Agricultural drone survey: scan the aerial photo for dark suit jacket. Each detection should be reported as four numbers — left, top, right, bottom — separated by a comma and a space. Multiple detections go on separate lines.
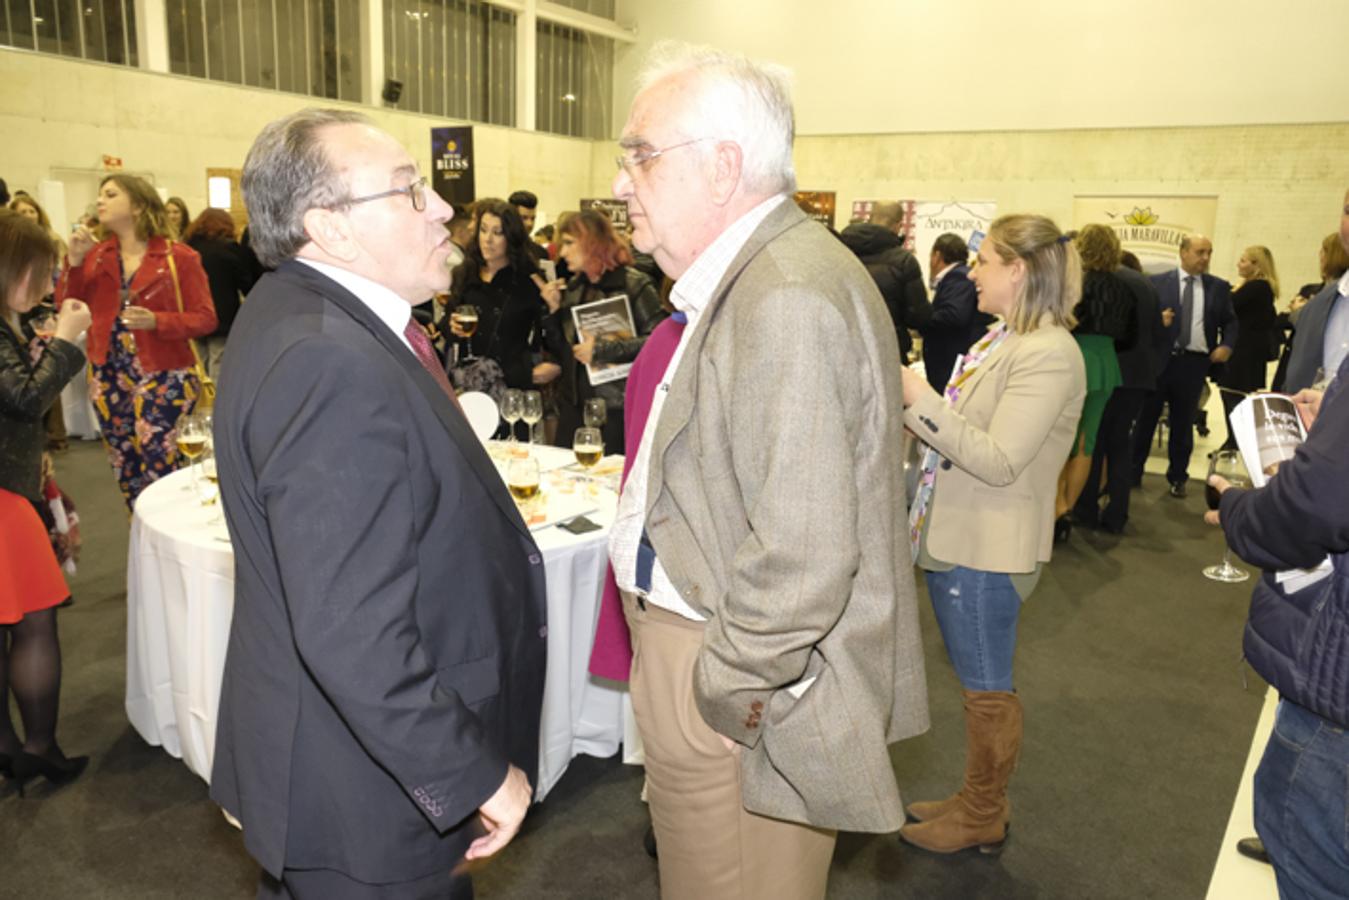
210, 261, 548, 883
1150, 268, 1237, 357
1284, 281, 1342, 392
1113, 266, 1164, 389
919, 264, 988, 391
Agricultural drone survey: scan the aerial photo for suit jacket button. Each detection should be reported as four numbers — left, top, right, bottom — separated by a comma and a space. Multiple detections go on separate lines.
529, 553, 542, 565
941, 460, 952, 470
538, 626, 548, 638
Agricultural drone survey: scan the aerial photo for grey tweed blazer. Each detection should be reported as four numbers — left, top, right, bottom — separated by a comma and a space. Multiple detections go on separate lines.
643, 199, 929, 833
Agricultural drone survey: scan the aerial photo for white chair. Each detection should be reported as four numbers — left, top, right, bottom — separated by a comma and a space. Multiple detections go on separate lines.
457, 391, 499, 443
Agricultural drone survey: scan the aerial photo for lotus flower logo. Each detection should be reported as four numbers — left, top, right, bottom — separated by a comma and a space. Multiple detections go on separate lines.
1123, 207, 1160, 226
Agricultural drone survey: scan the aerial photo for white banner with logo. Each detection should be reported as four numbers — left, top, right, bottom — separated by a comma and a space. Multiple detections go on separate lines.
1073, 195, 1219, 274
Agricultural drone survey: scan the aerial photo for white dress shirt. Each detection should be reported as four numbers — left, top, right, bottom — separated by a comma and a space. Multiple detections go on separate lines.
297, 257, 414, 352
931, 262, 957, 291
609, 194, 787, 622
1179, 268, 1208, 353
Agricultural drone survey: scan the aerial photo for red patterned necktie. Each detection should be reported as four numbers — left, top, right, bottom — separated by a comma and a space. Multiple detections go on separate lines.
403, 318, 464, 414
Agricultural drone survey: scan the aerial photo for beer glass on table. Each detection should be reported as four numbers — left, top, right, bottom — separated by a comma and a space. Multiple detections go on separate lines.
507, 456, 541, 520
1204, 449, 1250, 583
177, 413, 210, 495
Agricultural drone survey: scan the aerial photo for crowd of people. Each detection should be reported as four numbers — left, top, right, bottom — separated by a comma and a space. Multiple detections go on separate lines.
1, 37, 1346, 900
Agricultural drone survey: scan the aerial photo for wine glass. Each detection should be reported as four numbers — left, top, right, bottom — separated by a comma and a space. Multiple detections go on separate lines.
453, 305, 479, 359
506, 456, 541, 520
500, 389, 523, 444
176, 413, 210, 495
573, 427, 603, 471
1204, 449, 1250, 583
521, 391, 543, 447
583, 397, 607, 429
30, 305, 57, 341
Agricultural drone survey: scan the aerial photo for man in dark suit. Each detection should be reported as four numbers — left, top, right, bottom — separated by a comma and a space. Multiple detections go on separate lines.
918, 232, 989, 390
1283, 188, 1349, 393
211, 108, 547, 899
1130, 234, 1237, 497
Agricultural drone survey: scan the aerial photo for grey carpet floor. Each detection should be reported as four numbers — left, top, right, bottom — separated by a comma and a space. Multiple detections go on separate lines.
1, 440, 1266, 900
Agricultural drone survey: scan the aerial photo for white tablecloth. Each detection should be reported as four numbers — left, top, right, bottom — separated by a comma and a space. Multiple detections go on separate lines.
125, 444, 630, 801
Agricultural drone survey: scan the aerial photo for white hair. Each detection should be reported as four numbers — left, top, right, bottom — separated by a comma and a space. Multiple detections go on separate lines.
635, 41, 797, 196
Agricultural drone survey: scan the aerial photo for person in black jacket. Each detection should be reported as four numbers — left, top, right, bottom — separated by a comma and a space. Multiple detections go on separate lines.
183, 208, 260, 380
1208, 358, 1349, 898
1217, 246, 1280, 448
919, 233, 989, 390
1074, 251, 1167, 532
445, 199, 545, 398
0, 210, 92, 794
534, 209, 664, 454
839, 201, 930, 361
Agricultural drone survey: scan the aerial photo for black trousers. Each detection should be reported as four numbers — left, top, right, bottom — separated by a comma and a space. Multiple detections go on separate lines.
258, 867, 472, 900
1131, 352, 1211, 485
1075, 387, 1147, 531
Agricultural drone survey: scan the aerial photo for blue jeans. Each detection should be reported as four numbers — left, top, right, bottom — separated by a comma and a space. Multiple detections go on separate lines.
1254, 700, 1349, 900
924, 567, 1022, 692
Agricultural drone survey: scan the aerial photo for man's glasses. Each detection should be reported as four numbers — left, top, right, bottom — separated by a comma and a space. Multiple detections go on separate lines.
615, 137, 716, 174
340, 176, 428, 212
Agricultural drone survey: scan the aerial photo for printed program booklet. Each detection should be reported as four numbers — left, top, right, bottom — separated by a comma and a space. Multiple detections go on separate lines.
571, 294, 636, 386
1229, 392, 1331, 591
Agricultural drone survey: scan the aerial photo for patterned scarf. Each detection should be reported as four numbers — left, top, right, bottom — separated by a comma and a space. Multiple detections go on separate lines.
908, 323, 1012, 558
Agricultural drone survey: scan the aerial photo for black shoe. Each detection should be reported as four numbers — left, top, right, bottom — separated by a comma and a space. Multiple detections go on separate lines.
1168, 481, 1187, 499
1053, 515, 1072, 543
643, 823, 658, 859
1196, 424, 1210, 438
12, 749, 88, 797
1236, 836, 1270, 865
0, 751, 13, 781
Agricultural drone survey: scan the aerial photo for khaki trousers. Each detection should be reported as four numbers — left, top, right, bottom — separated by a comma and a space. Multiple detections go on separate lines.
623, 593, 836, 900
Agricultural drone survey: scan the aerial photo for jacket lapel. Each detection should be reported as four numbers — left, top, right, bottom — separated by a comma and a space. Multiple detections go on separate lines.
950, 332, 1015, 414
278, 262, 532, 539
645, 200, 808, 515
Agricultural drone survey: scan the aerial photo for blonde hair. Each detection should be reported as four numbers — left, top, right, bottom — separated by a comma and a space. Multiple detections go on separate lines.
1242, 245, 1280, 300
985, 214, 1080, 334
1320, 233, 1348, 280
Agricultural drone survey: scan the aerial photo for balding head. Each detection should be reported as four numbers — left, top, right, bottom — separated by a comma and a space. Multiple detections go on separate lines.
869, 202, 903, 232
1178, 234, 1213, 276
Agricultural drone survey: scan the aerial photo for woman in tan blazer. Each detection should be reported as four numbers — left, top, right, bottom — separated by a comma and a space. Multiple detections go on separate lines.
898, 214, 1086, 855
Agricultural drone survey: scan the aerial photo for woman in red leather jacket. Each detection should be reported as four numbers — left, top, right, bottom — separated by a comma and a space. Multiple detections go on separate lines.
57, 174, 216, 509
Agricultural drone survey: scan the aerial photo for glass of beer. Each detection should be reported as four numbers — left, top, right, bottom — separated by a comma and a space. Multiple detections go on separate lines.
176, 413, 210, 495
573, 427, 603, 470
1203, 449, 1250, 583
452, 305, 479, 359
30, 305, 58, 340
521, 390, 543, 447
507, 456, 541, 519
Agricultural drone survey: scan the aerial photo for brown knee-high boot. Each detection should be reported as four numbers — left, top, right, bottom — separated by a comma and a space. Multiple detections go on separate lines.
899, 689, 1022, 855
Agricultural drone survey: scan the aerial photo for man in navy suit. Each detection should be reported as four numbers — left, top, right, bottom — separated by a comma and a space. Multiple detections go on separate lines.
1130, 234, 1237, 497
211, 108, 547, 899
919, 233, 989, 391
1283, 188, 1349, 393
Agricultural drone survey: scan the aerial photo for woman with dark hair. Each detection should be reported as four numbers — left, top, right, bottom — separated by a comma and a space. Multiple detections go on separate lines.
57, 174, 216, 509
445, 199, 544, 401
1054, 224, 1137, 541
535, 209, 663, 453
164, 196, 191, 240
0, 209, 93, 793
183, 207, 258, 379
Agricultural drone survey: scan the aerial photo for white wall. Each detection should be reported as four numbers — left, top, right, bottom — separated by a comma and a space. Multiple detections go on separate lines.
614, 0, 1349, 136
0, 49, 617, 232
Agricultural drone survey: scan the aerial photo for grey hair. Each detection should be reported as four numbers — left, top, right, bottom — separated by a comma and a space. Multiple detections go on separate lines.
635, 41, 796, 196
242, 107, 373, 268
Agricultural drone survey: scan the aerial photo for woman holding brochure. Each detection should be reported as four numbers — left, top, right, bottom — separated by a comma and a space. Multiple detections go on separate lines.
535, 209, 663, 454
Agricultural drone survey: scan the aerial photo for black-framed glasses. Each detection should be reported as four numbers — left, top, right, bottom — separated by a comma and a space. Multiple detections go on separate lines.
340, 176, 428, 212
615, 137, 716, 174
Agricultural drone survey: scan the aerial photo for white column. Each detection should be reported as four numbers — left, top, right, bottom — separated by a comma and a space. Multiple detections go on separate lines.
361, 0, 385, 106
133, 0, 170, 73
516, 0, 537, 131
